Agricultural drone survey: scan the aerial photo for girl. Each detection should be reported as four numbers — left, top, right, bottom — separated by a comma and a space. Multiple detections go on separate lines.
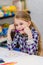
7, 11, 41, 55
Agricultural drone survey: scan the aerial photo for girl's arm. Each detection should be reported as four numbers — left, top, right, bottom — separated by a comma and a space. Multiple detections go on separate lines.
7, 24, 15, 50
33, 31, 39, 44
25, 31, 39, 55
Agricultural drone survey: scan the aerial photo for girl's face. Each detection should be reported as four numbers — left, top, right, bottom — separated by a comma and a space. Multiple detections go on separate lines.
14, 18, 31, 34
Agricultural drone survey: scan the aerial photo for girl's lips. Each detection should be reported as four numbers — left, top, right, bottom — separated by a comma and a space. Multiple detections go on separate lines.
18, 28, 24, 31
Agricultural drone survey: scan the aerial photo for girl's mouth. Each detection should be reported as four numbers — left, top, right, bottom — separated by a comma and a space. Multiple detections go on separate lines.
18, 28, 24, 31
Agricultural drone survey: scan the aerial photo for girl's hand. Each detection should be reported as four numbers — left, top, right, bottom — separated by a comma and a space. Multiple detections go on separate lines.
24, 27, 32, 39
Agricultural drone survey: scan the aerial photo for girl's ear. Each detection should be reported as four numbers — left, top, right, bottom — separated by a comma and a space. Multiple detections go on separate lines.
28, 21, 31, 27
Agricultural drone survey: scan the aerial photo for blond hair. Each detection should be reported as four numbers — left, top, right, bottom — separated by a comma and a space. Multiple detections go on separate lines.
14, 11, 42, 55
15, 11, 31, 21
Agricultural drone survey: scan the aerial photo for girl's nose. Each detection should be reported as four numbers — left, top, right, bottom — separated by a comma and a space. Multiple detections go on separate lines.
18, 25, 21, 28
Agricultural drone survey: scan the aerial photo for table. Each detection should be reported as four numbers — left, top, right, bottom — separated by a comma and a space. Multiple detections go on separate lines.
0, 47, 43, 65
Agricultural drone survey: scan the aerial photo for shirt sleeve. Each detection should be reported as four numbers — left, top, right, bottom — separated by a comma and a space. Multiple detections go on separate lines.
25, 31, 39, 55
7, 24, 15, 50
7, 29, 20, 50
33, 31, 39, 44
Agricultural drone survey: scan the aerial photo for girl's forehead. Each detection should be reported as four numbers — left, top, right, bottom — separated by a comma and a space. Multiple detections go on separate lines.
14, 18, 27, 24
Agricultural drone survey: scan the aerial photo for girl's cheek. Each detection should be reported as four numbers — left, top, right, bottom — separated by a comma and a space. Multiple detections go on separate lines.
15, 26, 18, 30
23, 25, 27, 28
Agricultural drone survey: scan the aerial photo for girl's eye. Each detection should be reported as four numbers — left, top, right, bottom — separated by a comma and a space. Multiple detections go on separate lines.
20, 23, 23, 25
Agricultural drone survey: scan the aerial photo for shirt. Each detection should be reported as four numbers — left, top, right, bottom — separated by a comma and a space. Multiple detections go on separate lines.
7, 27, 39, 55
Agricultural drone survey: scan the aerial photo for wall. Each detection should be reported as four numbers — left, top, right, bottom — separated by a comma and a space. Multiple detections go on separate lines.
0, 0, 12, 6
26, 0, 43, 48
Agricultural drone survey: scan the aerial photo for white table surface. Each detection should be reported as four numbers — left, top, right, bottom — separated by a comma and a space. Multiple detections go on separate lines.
0, 47, 43, 65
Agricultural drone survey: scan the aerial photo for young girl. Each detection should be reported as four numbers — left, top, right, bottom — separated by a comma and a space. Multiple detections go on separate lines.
7, 11, 41, 55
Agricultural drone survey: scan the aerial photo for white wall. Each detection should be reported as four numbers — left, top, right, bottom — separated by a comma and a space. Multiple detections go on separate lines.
0, 0, 12, 6
26, 0, 43, 48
